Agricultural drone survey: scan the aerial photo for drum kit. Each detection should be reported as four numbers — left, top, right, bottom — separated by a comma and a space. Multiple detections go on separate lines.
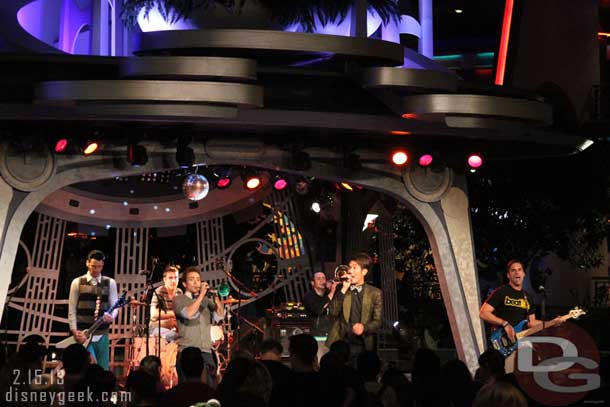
126, 297, 240, 387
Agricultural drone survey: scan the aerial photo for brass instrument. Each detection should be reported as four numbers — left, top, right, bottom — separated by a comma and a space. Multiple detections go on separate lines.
334, 264, 350, 282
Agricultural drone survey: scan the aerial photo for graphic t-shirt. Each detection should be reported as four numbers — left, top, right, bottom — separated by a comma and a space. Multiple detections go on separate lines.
485, 285, 534, 326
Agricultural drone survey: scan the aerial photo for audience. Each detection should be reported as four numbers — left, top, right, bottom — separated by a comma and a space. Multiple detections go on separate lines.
357, 351, 383, 407
440, 359, 478, 407
475, 349, 506, 385
379, 367, 413, 407
473, 380, 527, 407
160, 347, 217, 407
139, 355, 165, 392
258, 339, 296, 407
217, 357, 272, 407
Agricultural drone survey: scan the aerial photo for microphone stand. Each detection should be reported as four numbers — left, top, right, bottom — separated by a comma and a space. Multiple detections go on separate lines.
218, 261, 256, 347
540, 286, 547, 331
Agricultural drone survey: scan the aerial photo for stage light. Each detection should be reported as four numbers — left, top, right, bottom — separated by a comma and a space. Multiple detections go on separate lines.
392, 321, 400, 328
83, 141, 99, 156
54, 138, 68, 153
467, 154, 483, 169
391, 150, 408, 166
295, 179, 310, 195
217, 177, 231, 189
176, 135, 194, 168
273, 176, 288, 191
127, 142, 148, 166
389, 130, 412, 136
455, 8, 463, 13
311, 202, 321, 213
418, 154, 433, 167
340, 182, 353, 191
243, 169, 262, 190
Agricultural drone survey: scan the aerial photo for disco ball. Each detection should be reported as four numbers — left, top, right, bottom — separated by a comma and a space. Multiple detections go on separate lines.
183, 173, 209, 201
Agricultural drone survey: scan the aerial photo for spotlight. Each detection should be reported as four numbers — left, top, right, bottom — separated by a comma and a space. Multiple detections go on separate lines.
214, 167, 232, 189
391, 150, 409, 166
176, 135, 194, 168
83, 141, 99, 156
467, 154, 483, 169
127, 143, 148, 166
418, 154, 433, 167
311, 202, 321, 213
340, 182, 353, 191
295, 179, 310, 195
54, 138, 68, 153
243, 170, 262, 190
272, 175, 288, 191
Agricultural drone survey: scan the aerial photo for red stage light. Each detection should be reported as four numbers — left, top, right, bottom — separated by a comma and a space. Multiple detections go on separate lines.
340, 182, 353, 191
245, 176, 261, 190
391, 151, 408, 166
389, 130, 412, 136
217, 178, 231, 189
419, 154, 433, 167
55, 139, 68, 153
273, 178, 288, 191
467, 154, 483, 168
83, 142, 99, 156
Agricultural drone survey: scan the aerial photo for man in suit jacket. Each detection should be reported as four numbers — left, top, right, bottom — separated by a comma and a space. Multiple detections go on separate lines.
326, 252, 382, 358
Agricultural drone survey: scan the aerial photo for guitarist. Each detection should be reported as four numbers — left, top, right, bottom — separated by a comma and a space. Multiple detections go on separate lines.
479, 259, 560, 372
67, 250, 118, 371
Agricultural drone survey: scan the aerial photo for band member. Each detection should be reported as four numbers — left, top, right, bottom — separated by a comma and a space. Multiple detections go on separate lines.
173, 266, 225, 387
326, 253, 382, 360
479, 260, 543, 342
303, 272, 338, 336
150, 265, 182, 341
68, 250, 118, 370
479, 259, 561, 372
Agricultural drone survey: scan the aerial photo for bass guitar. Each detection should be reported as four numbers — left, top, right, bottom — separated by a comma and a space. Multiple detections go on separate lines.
57, 291, 129, 349
490, 306, 586, 357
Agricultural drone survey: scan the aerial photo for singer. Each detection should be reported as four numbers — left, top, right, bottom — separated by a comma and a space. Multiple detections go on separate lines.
173, 266, 225, 387
326, 252, 382, 363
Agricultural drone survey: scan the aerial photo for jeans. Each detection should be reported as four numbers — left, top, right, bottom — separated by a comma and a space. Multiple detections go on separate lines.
176, 349, 217, 388
87, 334, 110, 370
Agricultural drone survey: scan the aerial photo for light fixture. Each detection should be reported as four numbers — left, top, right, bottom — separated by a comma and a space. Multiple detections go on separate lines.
311, 202, 321, 213
54, 138, 68, 153
295, 179, 310, 195
243, 169, 262, 190
455, 8, 463, 13
391, 150, 409, 166
83, 141, 99, 156
214, 167, 232, 189
340, 182, 353, 191
183, 173, 210, 201
272, 175, 288, 191
176, 135, 194, 168
418, 154, 433, 167
467, 154, 483, 169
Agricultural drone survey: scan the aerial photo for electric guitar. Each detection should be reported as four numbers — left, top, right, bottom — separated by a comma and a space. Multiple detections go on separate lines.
57, 291, 129, 349
490, 306, 586, 357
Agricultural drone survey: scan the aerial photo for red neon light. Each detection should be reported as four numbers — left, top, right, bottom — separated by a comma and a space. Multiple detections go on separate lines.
495, 0, 515, 85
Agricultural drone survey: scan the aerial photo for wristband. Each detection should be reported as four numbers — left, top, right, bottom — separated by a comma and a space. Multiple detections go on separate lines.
502, 321, 509, 328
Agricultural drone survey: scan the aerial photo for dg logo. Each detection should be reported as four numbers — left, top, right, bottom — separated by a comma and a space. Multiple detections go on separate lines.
515, 321, 600, 406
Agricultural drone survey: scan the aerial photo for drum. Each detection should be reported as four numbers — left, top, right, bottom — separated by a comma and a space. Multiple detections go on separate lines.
130, 337, 178, 389
210, 325, 224, 350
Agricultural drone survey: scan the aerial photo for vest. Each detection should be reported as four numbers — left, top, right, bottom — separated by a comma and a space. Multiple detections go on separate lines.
76, 276, 110, 334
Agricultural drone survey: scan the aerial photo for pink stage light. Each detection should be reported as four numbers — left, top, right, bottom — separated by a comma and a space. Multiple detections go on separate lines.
419, 154, 433, 167
467, 154, 483, 168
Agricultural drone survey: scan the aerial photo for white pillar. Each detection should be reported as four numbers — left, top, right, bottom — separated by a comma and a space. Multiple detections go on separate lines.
419, 0, 434, 57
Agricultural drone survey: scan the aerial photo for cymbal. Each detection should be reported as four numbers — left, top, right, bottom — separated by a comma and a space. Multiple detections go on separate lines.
129, 299, 147, 306
222, 298, 240, 305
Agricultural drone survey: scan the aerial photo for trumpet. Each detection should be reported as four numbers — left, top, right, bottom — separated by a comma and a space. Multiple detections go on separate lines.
334, 265, 350, 282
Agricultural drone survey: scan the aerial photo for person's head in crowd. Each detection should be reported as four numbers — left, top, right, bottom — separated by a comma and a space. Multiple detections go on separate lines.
329, 340, 351, 365
180, 346, 205, 382
357, 351, 382, 382
412, 348, 441, 380
473, 380, 527, 407
442, 359, 474, 387
163, 265, 180, 290
139, 355, 162, 380
73, 364, 116, 406
476, 349, 506, 384
62, 343, 91, 376
239, 360, 273, 405
231, 349, 255, 360
259, 339, 283, 362
126, 369, 158, 404
289, 334, 318, 372
311, 272, 328, 293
